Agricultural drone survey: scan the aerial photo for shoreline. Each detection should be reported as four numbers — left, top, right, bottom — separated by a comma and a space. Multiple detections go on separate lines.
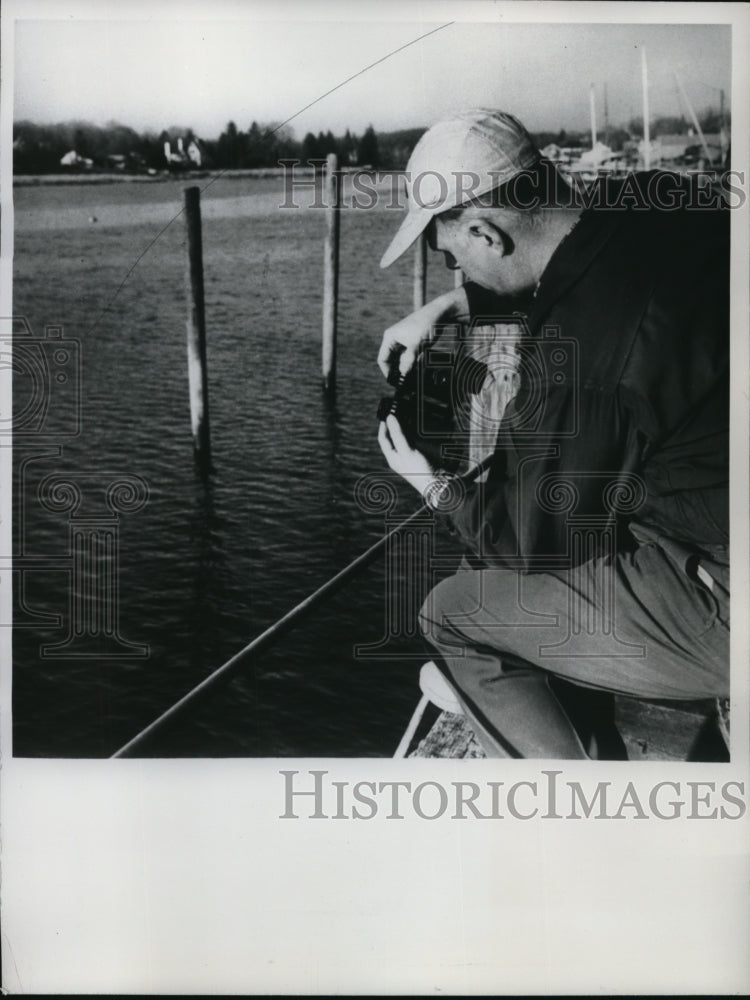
13, 165, 369, 187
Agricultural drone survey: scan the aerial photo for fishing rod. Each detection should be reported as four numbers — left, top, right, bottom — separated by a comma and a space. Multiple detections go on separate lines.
110, 458, 490, 758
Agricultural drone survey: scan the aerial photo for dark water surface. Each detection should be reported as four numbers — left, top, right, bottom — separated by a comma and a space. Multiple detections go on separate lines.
12, 176, 462, 757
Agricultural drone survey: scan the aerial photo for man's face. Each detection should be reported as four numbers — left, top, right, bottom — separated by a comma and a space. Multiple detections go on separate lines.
428, 210, 537, 297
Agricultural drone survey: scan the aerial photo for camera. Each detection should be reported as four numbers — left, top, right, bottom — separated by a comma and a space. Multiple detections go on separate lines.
378, 318, 581, 472
378, 334, 487, 472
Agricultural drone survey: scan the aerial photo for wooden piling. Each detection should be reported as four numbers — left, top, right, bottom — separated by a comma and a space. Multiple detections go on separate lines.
183, 186, 212, 470
413, 232, 427, 310
322, 153, 341, 394
454, 267, 465, 289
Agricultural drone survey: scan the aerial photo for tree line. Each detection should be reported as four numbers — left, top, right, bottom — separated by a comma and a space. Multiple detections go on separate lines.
13, 119, 394, 174
13, 109, 726, 175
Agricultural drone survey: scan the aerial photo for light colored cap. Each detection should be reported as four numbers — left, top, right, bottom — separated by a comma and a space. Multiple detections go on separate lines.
380, 108, 540, 268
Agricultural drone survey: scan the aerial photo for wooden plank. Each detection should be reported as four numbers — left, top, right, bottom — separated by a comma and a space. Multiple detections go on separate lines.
409, 711, 485, 759
614, 696, 724, 762
407, 698, 728, 761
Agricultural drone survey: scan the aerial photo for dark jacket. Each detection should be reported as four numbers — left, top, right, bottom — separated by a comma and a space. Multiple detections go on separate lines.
451, 173, 729, 576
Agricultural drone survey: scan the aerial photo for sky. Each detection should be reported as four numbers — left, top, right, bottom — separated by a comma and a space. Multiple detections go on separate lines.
12, 3, 733, 140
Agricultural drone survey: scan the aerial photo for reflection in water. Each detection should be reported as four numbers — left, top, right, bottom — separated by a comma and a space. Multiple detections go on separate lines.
187, 473, 228, 674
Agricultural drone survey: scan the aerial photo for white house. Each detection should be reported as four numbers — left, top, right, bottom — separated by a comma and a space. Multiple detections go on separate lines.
60, 150, 93, 169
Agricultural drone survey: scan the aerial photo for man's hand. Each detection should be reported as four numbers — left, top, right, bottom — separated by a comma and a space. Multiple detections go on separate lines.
377, 285, 469, 379
378, 415, 435, 496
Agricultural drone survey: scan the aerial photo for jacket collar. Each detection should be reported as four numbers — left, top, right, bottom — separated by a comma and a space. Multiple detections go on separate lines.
528, 203, 625, 329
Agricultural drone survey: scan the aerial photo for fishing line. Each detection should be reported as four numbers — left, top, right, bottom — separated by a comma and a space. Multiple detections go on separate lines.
110, 456, 488, 758
84, 21, 455, 336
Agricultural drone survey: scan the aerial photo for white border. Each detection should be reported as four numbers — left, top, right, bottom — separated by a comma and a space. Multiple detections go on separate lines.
2, 2, 749, 994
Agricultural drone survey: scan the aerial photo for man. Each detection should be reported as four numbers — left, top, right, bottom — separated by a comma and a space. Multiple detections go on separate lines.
377, 109, 729, 759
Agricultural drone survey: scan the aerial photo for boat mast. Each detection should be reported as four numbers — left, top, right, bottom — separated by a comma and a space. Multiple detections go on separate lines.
674, 71, 715, 167
589, 83, 597, 149
641, 47, 651, 169
604, 82, 610, 147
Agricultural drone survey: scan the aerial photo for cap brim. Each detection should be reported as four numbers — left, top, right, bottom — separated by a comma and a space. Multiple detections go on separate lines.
379, 207, 435, 269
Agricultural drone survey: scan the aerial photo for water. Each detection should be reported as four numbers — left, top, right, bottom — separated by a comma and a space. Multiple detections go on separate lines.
11, 176, 462, 757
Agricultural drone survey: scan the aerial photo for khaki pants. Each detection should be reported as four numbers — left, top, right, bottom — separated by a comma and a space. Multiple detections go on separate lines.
419, 538, 729, 759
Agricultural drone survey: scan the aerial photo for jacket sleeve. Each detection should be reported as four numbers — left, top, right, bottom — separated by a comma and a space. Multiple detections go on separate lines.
447, 386, 638, 567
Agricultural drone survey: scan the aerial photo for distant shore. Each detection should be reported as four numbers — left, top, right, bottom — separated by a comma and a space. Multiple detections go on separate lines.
15, 173, 173, 186
13, 165, 369, 187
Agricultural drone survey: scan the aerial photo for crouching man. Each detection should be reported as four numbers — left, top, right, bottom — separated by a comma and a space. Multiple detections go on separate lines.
377, 109, 729, 759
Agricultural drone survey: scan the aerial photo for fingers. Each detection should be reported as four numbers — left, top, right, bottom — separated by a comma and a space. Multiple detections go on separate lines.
378, 328, 419, 379
377, 419, 393, 455
398, 348, 416, 377
377, 333, 404, 379
378, 416, 408, 457
377, 341, 414, 380
379, 417, 433, 487
385, 414, 408, 450
377, 342, 391, 379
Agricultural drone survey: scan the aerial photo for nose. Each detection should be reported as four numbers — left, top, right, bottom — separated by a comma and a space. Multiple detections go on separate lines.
442, 250, 461, 271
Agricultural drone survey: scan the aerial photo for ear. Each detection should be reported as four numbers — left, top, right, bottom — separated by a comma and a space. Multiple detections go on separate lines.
465, 217, 509, 255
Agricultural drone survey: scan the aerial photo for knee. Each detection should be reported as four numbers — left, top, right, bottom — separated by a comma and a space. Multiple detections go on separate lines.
419, 567, 523, 646
419, 571, 484, 644
419, 576, 455, 642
